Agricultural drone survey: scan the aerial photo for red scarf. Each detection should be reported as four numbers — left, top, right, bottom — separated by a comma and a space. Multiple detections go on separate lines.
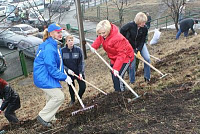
0, 78, 8, 90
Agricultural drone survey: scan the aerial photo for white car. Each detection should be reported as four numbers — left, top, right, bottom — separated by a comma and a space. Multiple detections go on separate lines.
9, 24, 39, 36
0, 5, 6, 16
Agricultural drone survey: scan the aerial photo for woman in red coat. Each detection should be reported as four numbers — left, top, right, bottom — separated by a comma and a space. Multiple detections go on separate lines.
90, 20, 134, 91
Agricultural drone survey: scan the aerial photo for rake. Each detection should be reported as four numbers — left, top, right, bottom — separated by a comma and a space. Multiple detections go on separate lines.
73, 74, 107, 95
150, 54, 161, 61
135, 53, 168, 79
64, 70, 95, 115
87, 44, 140, 100
69, 82, 95, 116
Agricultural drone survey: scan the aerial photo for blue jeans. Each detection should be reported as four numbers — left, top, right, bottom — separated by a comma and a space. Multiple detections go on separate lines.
176, 29, 188, 39
129, 44, 151, 83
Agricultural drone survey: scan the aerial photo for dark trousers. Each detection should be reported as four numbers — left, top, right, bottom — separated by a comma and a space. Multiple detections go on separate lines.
5, 96, 20, 123
111, 62, 130, 91
68, 74, 86, 102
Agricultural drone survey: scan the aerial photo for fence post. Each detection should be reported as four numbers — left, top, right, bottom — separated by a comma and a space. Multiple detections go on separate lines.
166, 16, 167, 29
19, 51, 28, 77
97, 6, 99, 19
157, 19, 158, 28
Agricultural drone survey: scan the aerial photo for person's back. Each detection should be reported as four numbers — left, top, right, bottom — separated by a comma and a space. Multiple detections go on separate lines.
180, 18, 194, 32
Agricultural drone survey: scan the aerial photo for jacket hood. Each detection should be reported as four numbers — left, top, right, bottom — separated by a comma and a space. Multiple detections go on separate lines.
107, 23, 119, 39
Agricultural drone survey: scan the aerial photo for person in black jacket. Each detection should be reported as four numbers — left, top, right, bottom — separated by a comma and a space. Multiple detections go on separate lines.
176, 18, 198, 39
120, 12, 151, 83
0, 78, 20, 124
61, 35, 86, 106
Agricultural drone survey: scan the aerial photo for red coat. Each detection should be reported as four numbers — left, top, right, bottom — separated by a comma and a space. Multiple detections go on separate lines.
92, 23, 134, 71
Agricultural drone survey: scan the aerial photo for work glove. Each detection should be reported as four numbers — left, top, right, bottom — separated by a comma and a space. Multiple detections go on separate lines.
65, 76, 72, 85
112, 69, 119, 77
194, 32, 198, 36
78, 74, 83, 80
68, 69, 74, 76
136, 51, 142, 59
90, 47, 96, 53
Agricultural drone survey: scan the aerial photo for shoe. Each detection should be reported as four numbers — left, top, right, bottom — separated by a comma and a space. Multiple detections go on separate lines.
68, 100, 75, 107
144, 78, 150, 83
37, 116, 52, 128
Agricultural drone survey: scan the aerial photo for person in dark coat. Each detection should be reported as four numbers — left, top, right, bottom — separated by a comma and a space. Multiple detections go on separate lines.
120, 12, 150, 84
0, 78, 20, 124
176, 18, 198, 39
61, 35, 86, 107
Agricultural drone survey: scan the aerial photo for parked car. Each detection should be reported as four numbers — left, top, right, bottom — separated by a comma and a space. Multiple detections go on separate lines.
17, 36, 43, 59
9, 24, 39, 36
48, 0, 70, 12
35, 30, 80, 47
0, 30, 25, 50
0, 52, 7, 74
29, 19, 51, 32
0, 5, 6, 16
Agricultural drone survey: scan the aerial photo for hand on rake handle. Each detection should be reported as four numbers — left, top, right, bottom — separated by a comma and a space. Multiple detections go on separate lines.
78, 74, 83, 80
68, 69, 74, 76
136, 51, 142, 59
112, 69, 119, 77
65, 76, 72, 85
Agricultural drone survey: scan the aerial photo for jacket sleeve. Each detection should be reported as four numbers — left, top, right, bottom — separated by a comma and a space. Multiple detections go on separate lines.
120, 23, 131, 37
78, 48, 85, 74
137, 28, 148, 52
61, 48, 70, 73
0, 86, 12, 111
91, 36, 102, 50
112, 39, 128, 71
44, 46, 67, 81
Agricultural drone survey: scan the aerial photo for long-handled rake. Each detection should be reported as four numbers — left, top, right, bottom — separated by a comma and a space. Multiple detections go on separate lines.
135, 53, 168, 79
87, 44, 140, 100
150, 54, 161, 61
69, 82, 95, 116
73, 74, 107, 95
64, 70, 95, 115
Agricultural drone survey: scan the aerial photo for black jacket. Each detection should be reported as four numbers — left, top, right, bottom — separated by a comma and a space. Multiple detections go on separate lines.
61, 45, 85, 76
0, 85, 20, 111
180, 18, 195, 33
120, 21, 148, 52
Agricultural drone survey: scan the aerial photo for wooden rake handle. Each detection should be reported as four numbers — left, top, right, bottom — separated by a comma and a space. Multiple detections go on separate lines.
135, 53, 165, 76
70, 83, 85, 109
64, 70, 85, 109
73, 74, 107, 95
87, 43, 139, 98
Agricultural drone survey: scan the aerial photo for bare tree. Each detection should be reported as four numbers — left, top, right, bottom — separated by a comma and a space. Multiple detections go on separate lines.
112, 0, 124, 27
163, 0, 186, 31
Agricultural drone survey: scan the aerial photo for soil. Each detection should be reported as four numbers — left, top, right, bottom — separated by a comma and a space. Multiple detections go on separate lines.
0, 27, 200, 134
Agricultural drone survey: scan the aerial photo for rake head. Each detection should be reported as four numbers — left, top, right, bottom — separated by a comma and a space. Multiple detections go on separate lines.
127, 95, 141, 103
71, 105, 95, 116
159, 73, 168, 79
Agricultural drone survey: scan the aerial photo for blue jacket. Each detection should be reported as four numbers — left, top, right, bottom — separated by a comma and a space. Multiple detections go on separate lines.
33, 37, 67, 89
61, 45, 85, 75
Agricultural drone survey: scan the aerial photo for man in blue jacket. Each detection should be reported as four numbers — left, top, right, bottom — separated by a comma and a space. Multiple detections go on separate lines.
62, 35, 86, 106
176, 18, 198, 39
33, 23, 72, 128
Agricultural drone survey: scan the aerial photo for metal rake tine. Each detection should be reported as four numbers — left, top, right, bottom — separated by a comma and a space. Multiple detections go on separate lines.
127, 95, 141, 103
159, 73, 168, 79
71, 105, 95, 116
